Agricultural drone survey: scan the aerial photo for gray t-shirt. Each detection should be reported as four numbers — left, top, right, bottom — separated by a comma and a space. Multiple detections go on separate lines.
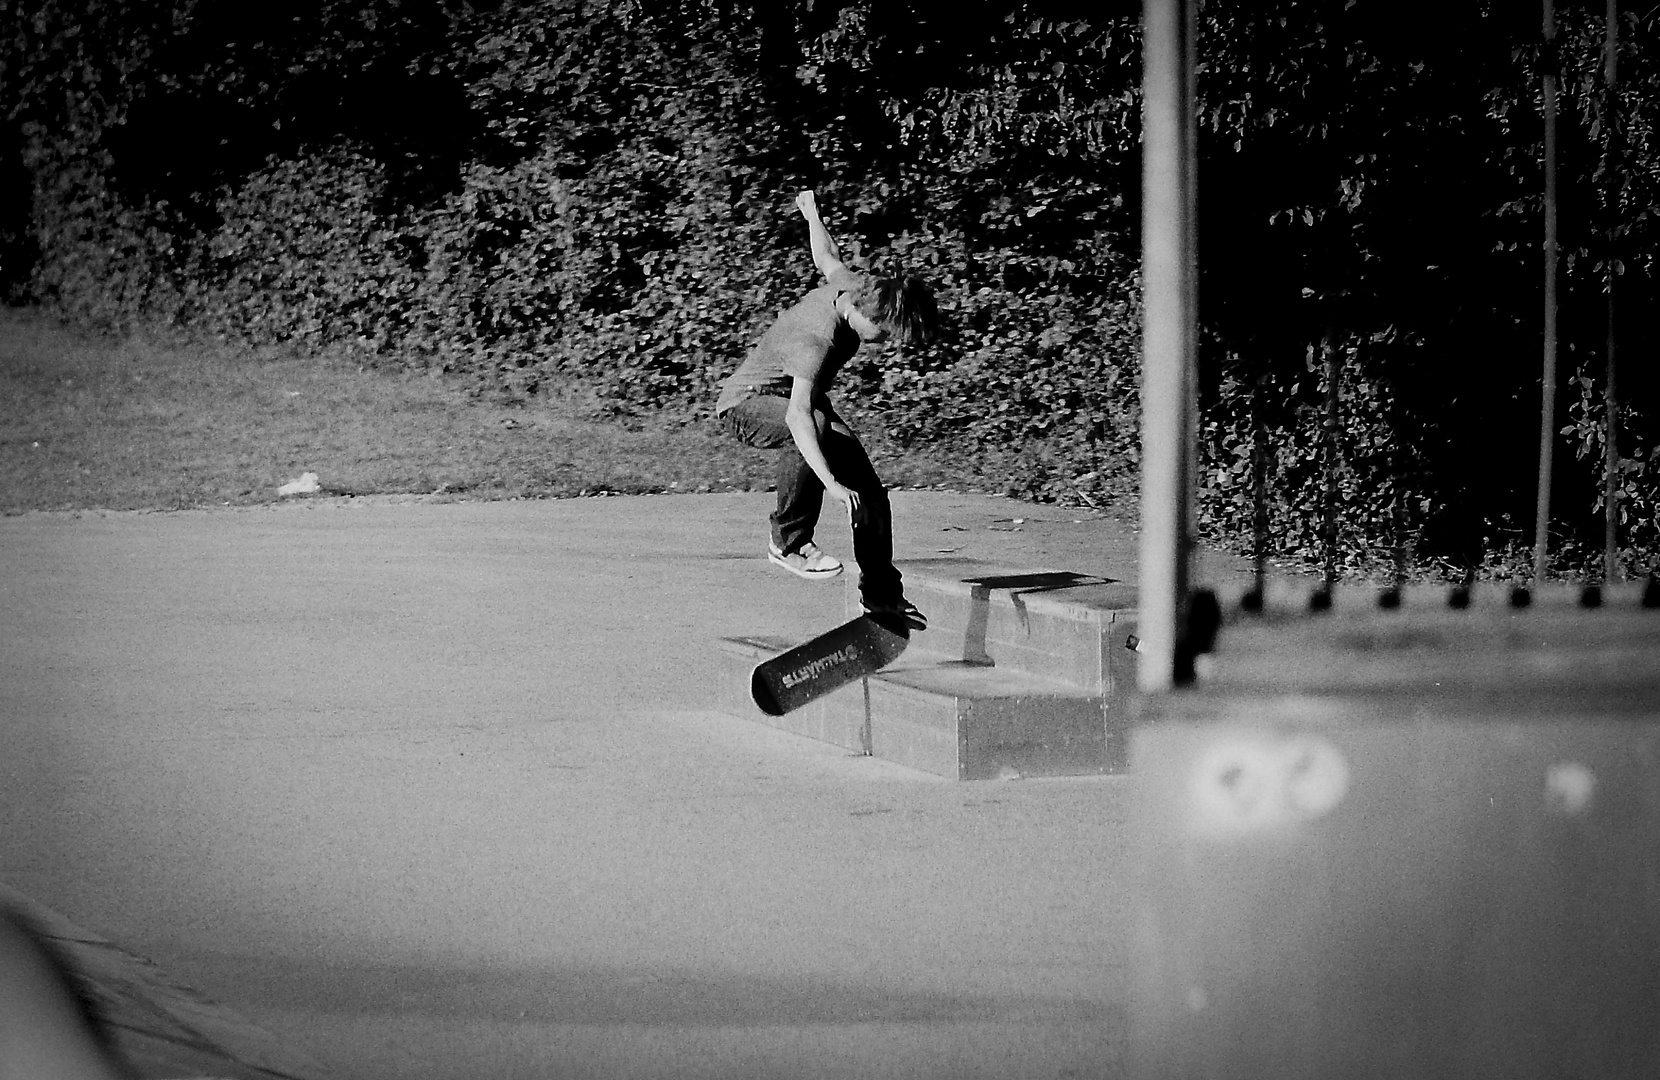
716, 268, 866, 415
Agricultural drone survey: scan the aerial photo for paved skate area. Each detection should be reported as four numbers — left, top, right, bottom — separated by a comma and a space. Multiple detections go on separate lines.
0, 492, 1253, 1080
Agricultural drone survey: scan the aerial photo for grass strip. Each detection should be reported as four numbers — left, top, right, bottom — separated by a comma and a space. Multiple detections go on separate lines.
0, 307, 977, 513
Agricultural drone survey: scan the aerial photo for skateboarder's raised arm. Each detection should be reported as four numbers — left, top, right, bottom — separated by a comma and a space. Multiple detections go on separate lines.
795, 191, 849, 282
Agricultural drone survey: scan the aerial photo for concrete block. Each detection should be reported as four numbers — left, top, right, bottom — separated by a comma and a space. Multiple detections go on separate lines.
713, 637, 1119, 779
869, 663, 1120, 780
854, 557, 1139, 694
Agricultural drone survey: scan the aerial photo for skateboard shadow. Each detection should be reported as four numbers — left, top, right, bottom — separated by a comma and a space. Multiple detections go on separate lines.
959, 571, 1117, 592
898, 558, 1120, 595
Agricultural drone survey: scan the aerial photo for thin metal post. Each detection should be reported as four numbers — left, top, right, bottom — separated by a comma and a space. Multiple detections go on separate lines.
1139, 0, 1199, 692
1535, 0, 1559, 585
1322, 330, 1340, 591
1603, 0, 1621, 583
1252, 372, 1269, 599
1606, 278, 1619, 580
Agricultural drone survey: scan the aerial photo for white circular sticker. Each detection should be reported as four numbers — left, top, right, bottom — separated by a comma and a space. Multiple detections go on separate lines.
1190, 733, 1350, 837
1545, 761, 1595, 816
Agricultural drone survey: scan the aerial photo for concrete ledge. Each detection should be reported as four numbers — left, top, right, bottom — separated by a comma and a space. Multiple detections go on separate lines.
716, 637, 1122, 780
715, 559, 1142, 779
869, 667, 1119, 780
857, 558, 1140, 695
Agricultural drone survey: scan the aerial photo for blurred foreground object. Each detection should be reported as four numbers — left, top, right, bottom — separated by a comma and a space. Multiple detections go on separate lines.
1129, 584, 1660, 1079
0, 905, 133, 1080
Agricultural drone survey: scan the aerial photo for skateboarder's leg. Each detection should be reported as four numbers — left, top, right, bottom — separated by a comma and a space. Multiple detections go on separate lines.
819, 416, 904, 608
722, 395, 825, 554
770, 442, 824, 555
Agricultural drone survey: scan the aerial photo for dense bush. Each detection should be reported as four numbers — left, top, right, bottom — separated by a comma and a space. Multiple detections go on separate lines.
1201, 340, 1417, 575
200, 149, 417, 349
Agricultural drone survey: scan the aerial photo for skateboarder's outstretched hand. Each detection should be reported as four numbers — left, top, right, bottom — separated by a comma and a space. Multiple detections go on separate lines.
827, 481, 866, 526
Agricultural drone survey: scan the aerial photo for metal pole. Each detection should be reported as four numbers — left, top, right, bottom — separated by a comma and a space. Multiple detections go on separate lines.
1606, 270, 1620, 581
1252, 372, 1269, 600
1534, 0, 1559, 585
1322, 330, 1340, 592
1139, 0, 1199, 691
1603, 0, 1621, 583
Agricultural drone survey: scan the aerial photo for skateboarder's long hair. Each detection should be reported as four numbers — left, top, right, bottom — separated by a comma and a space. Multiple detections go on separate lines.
857, 275, 939, 348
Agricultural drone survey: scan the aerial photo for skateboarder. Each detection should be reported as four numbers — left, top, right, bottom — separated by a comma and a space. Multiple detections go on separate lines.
717, 190, 937, 629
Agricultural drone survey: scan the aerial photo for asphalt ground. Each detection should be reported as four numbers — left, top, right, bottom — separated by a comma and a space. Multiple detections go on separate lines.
0, 491, 1254, 1080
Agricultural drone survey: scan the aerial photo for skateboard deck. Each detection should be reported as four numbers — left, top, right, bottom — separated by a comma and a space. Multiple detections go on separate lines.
750, 613, 910, 717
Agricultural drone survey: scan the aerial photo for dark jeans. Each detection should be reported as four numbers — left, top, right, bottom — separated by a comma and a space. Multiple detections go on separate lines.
722, 393, 903, 607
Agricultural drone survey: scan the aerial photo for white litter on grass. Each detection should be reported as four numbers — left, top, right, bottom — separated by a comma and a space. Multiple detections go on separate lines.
278, 472, 320, 496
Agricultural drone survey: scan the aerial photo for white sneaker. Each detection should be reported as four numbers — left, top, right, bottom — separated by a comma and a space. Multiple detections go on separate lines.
768, 540, 844, 580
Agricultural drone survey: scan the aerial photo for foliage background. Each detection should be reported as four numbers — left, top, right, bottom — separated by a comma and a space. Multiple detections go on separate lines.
2, 0, 1656, 577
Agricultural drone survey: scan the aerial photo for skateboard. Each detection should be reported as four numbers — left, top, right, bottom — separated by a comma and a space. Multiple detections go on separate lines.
750, 613, 910, 717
